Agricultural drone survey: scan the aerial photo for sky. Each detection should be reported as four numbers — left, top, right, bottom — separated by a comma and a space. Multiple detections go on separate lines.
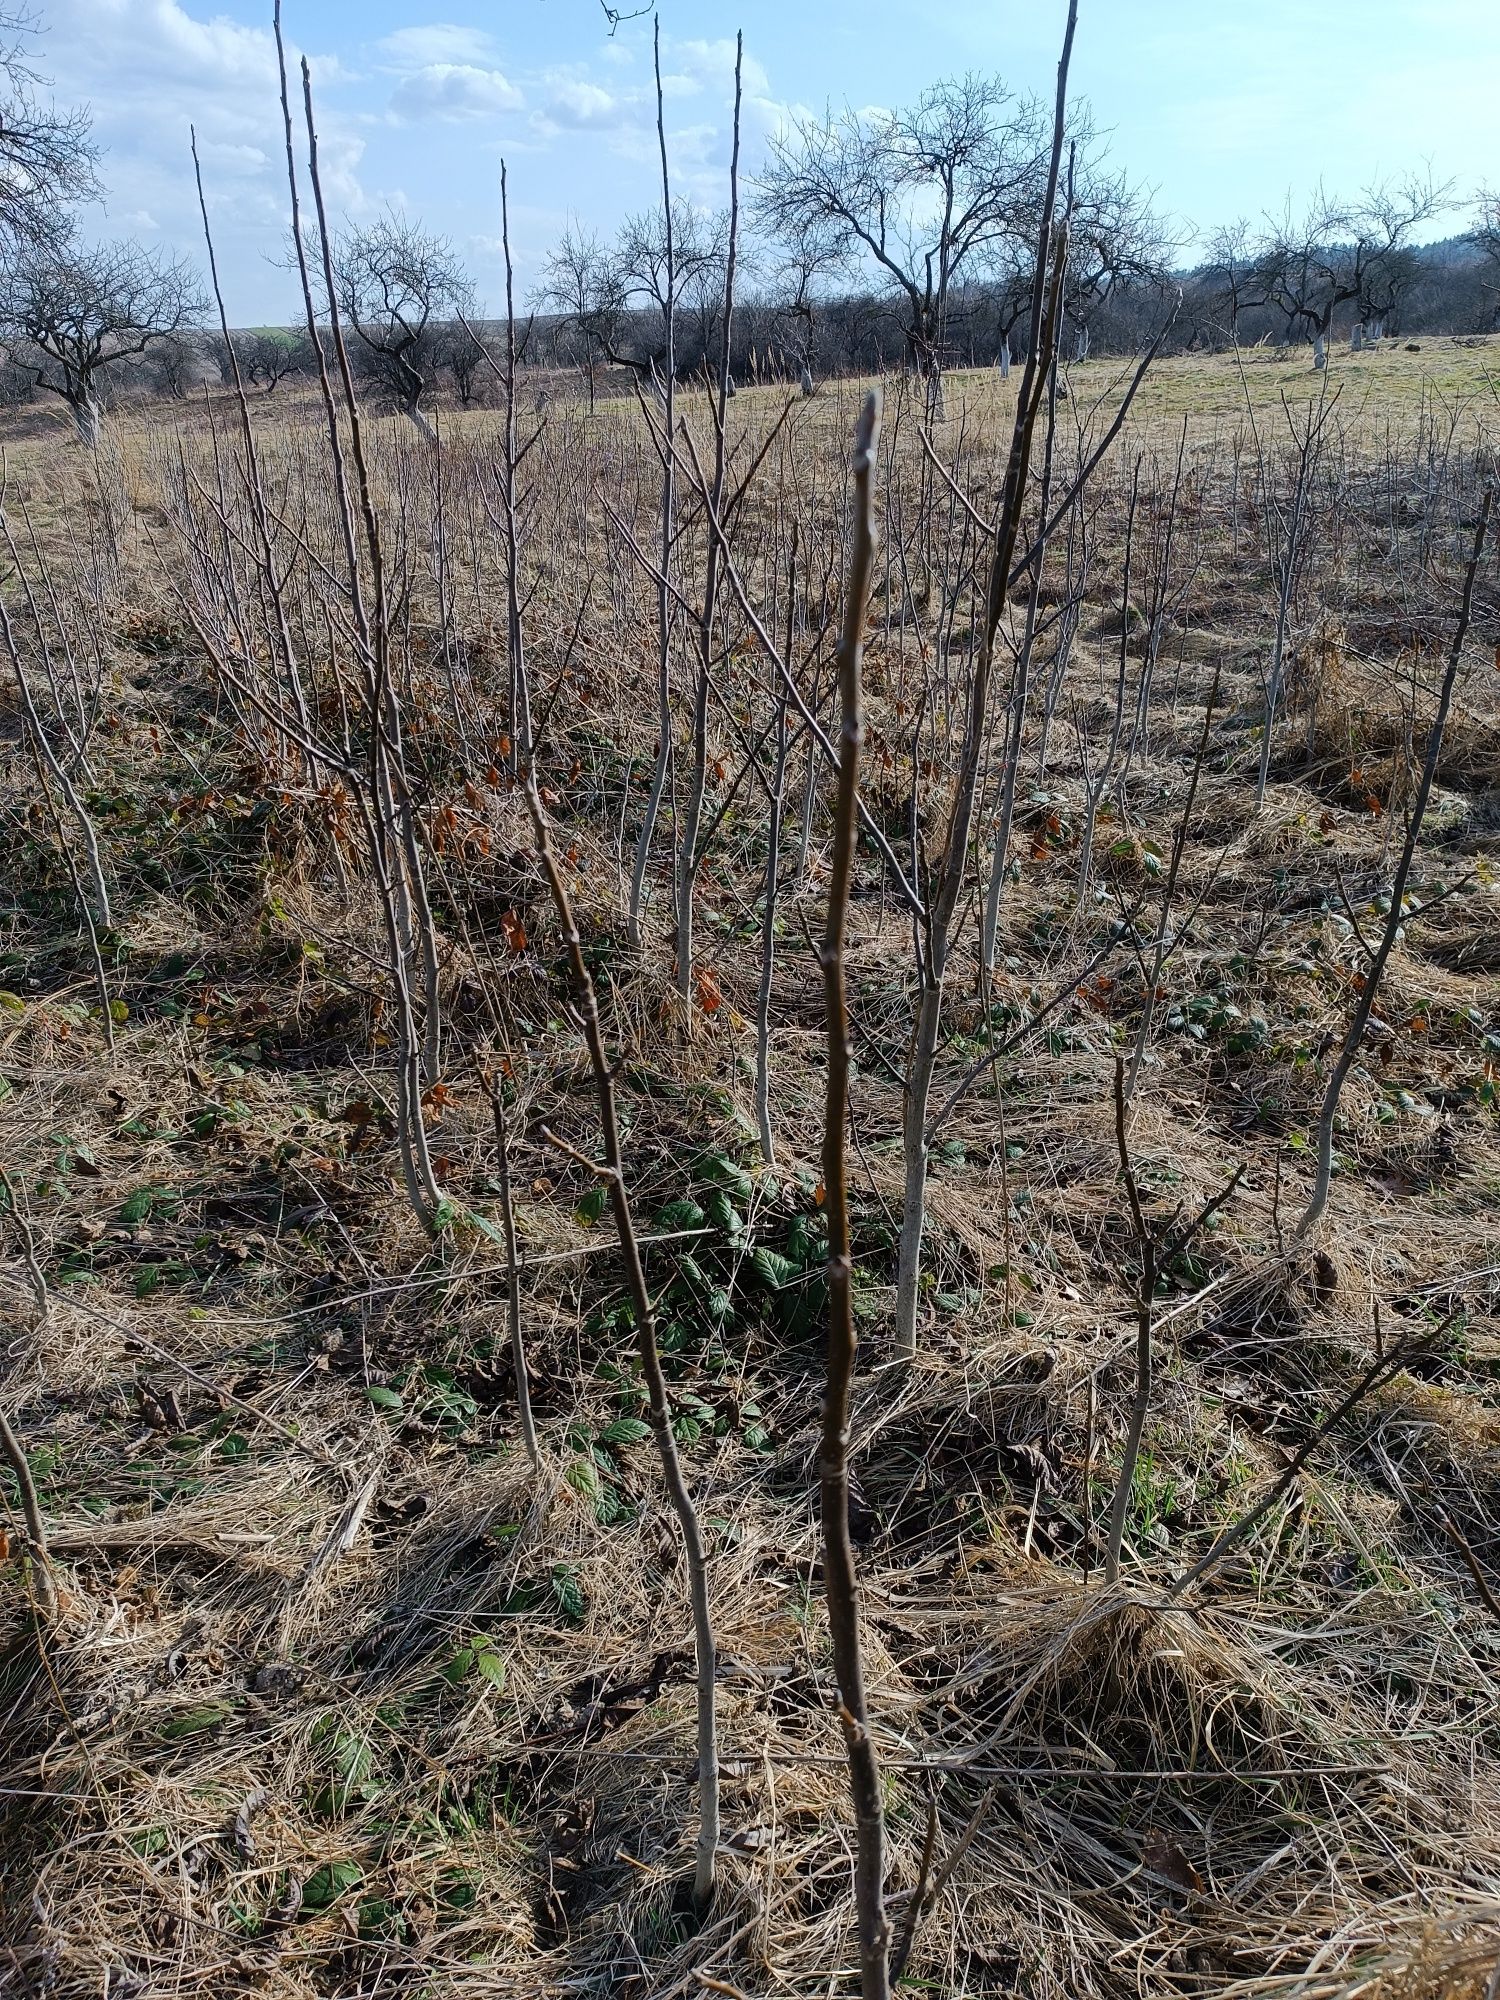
31, 0, 1500, 322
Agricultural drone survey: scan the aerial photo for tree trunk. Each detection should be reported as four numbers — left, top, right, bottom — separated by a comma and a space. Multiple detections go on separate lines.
71, 391, 103, 449
402, 398, 438, 443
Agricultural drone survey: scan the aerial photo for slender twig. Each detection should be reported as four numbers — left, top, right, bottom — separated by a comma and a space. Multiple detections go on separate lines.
522, 767, 720, 1908
887, 1787, 940, 1986
1105, 1057, 1154, 1586
1125, 662, 1222, 1101
0, 1402, 57, 1624
1, 1167, 48, 1322
1437, 1508, 1500, 1625
818, 388, 890, 2000
1171, 1323, 1451, 1598
1294, 486, 1494, 1240
479, 1064, 541, 1471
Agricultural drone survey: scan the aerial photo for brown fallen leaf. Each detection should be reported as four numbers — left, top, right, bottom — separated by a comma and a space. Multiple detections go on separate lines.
1142, 1830, 1203, 1893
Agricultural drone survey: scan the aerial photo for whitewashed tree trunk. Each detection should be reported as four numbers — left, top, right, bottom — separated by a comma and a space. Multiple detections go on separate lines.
1075, 325, 1090, 362
1313, 333, 1327, 370
72, 392, 103, 449
799, 364, 814, 397
404, 401, 438, 443
1350, 324, 1364, 352
998, 341, 1011, 379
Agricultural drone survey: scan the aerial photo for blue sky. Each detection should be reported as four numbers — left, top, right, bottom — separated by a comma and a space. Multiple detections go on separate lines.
38, 0, 1497, 321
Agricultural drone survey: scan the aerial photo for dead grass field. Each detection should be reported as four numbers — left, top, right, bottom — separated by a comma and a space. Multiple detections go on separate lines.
2, 343, 1500, 2000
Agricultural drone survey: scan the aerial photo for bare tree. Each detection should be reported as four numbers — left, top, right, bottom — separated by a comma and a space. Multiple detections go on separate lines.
612, 196, 725, 382
1062, 162, 1172, 355
1200, 218, 1263, 341
0, 235, 206, 444
757, 74, 1050, 419
231, 326, 307, 394
766, 210, 845, 381
0, 6, 98, 253
436, 317, 488, 406
818, 391, 889, 1998
1254, 176, 1450, 364
323, 211, 473, 439
148, 332, 221, 400
535, 223, 626, 412
679, 220, 734, 377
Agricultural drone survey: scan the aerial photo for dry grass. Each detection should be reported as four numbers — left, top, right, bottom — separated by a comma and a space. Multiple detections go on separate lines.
2, 347, 1500, 1999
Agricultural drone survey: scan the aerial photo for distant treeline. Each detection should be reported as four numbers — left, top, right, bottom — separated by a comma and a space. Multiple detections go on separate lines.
2, 234, 1491, 419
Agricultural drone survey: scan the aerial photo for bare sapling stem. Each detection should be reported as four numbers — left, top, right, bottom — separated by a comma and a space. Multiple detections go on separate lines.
499, 160, 533, 769
981, 336, 1064, 971
1124, 663, 1221, 1102
0, 1168, 58, 1624
892, 0, 1077, 1358
755, 525, 797, 1165
1104, 1065, 1245, 1584
189, 125, 317, 776
819, 390, 890, 2000
1293, 486, 1493, 1242
1171, 1317, 1449, 1598
0, 573, 112, 932
627, 19, 679, 950
280, 35, 444, 1227
522, 775, 720, 1907
0, 1404, 57, 1625
756, 708, 790, 1166
480, 1067, 541, 1472
13, 713, 114, 1047
673, 32, 743, 1015
1253, 380, 1340, 810
1075, 459, 1140, 894
1104, 1057, 1155, 1587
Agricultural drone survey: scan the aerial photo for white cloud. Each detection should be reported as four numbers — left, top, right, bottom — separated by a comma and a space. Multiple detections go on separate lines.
389, 62, 524, 122
377, 25, 499, 69
539, 80, 629, 130
195, 140, 271, 178
663, 38, 770, 100
38, 0, 367, 317
26, 0, 780, 315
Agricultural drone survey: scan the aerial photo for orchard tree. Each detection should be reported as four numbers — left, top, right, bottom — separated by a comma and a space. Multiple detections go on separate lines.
436, 318, 489, 406
756, 74, 1051, 417
1200, 219, 1263, 341
611, 197, 725, 382
325, 213, 473, 438
147, 332, 217, 400
1254, 176, 1449, 362
535, 224, 627, 410
1061, 163, 1172, 356
231, 326, 307, 394
0, 236, 206, 444
0, 6, 98, 252
762, 211, 846, 382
